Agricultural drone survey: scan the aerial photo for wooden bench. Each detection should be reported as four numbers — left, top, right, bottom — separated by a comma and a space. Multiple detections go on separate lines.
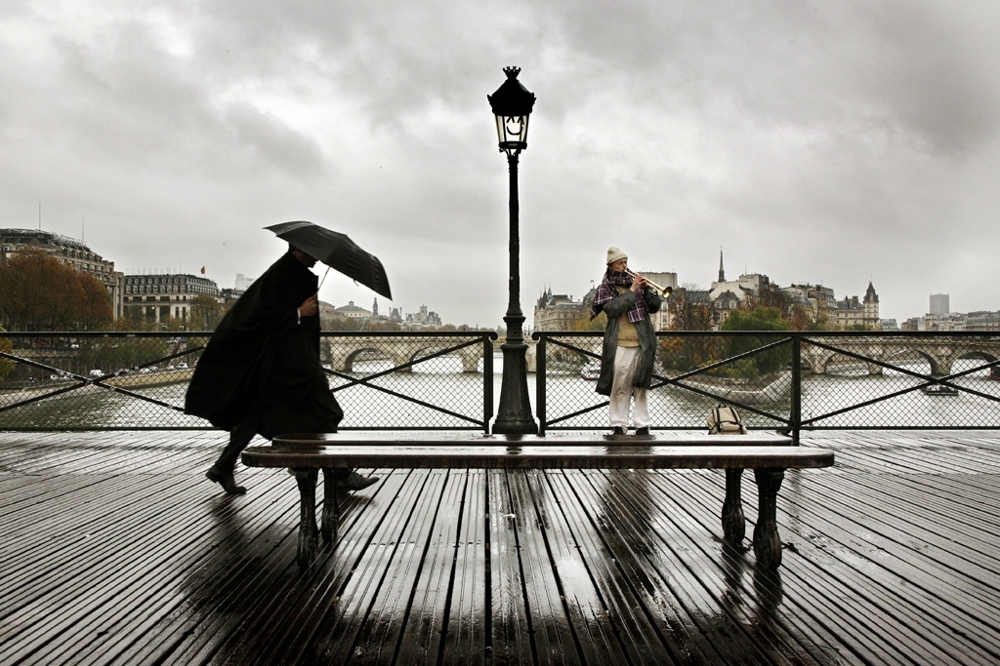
241, 432, 833, 570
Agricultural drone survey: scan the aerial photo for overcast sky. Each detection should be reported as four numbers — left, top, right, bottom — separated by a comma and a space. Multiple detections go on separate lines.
2, 0, 998, 327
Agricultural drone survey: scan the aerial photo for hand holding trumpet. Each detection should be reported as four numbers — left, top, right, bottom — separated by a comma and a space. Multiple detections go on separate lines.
625, 269, 672, 298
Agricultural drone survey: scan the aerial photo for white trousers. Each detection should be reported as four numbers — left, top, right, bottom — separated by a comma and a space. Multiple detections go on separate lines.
609, 346, 649, 429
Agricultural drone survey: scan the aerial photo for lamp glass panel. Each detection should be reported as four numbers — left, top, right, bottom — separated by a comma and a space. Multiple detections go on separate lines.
503, 115, 524, 142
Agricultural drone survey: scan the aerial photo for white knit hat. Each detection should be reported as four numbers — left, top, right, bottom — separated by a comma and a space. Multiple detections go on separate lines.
606, 246, 627, 265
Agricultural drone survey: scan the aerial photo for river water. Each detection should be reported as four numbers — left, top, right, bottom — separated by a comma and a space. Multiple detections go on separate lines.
2, 355, 998, 430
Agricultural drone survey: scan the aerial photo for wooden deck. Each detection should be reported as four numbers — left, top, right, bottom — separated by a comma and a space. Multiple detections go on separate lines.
0, 431, 998, 665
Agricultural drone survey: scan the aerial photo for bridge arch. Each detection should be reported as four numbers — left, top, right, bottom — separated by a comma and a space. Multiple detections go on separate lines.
407, 344, 483, 373
337, 347, 405, 373
883, 348, 944, 376
954, 350, 1000, 379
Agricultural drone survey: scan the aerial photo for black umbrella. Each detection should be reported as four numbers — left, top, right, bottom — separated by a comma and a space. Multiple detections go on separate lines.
265, 220, 392, 299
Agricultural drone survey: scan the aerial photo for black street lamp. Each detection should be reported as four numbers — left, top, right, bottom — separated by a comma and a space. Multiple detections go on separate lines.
488, 66, 538, 435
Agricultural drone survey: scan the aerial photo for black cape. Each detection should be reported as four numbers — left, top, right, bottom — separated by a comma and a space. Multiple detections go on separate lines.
184, 251, 342, 438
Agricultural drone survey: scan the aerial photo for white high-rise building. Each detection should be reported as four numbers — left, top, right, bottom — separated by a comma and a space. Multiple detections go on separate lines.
930, 293, 949, 316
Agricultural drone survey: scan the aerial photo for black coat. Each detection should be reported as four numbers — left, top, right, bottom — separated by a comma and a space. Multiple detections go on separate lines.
184, 251, 342, 438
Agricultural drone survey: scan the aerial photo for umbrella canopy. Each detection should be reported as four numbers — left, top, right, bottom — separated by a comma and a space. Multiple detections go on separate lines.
265, 221, 392, 300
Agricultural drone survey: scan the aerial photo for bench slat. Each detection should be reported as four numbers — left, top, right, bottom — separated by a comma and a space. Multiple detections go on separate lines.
271, 432, 794, 447
242, 444, 833, 470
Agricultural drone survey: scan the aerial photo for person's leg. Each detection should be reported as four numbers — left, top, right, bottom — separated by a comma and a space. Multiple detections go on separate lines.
610, 346, 638, 432
206, 418, 257, 494
215, 419, 257, 472
632, 386, 650, 430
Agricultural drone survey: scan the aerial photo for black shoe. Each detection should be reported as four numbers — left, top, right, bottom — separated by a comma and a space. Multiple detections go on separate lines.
337, 472, 379, 492
611, 427, 627, 436
634, 427, 650, 436
206, 465, 246, 495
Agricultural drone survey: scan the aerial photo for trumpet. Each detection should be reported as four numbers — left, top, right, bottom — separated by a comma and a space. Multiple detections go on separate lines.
625, 269, 673, 297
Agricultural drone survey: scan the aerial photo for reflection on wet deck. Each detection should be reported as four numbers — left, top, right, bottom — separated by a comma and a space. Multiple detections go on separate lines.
1, 431, 998, 665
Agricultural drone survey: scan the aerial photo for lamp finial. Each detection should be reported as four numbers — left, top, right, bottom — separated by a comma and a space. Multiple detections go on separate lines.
503, 66, 521, 79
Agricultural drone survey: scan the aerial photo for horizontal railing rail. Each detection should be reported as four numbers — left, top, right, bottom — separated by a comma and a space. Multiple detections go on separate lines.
534, 330, 1000, 439
0, 331, 497, 432
5, 330, 1000, 435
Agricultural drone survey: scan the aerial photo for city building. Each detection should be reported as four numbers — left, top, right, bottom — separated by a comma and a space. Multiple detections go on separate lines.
966, 311, 1000, 332
782, 284, 837, 324
404, 305, 442, 328
930, 293, 950, 316
0, 228, 124, 319
123, 272, 220, 325
333, 301, 372, 319
828, 282, 880, 330
905, 310, 1000, 332
235, 273, 255, 292
533, 288, 586, 332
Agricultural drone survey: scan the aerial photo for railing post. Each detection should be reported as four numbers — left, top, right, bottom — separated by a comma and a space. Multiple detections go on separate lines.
535, 333, 546, 436
483, 334, 494, 434
790, 333, 801, 445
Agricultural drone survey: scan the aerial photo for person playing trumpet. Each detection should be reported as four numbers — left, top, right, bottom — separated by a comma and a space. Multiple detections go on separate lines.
590, 247, 662, 436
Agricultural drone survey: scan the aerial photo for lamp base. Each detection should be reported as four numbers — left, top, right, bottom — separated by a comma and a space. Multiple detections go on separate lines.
492, 341, 538, 435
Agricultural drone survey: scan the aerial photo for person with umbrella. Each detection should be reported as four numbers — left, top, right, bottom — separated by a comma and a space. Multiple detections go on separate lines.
186, 237, 380, 495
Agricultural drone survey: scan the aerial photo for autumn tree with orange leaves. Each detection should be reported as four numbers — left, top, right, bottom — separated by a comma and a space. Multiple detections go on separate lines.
0, 248, 113, 331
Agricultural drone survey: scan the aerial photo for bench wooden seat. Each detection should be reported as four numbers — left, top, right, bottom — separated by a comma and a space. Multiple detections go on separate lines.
241, 432, 834, 570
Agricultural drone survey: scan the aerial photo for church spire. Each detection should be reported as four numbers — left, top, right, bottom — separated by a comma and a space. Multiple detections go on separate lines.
718, 246, 725, 282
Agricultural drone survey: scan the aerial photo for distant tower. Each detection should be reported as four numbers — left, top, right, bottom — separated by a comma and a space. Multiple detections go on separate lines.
718, 247, 726, 282
372, 298, 379, 317
929, 293, 949, 316
864, 281, 880, 326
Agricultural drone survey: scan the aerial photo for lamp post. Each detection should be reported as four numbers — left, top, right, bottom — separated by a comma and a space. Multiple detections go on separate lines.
488, 66, 538, 435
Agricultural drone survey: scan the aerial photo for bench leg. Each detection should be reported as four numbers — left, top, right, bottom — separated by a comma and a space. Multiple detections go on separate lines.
292, 468, 319, 569
321, 468, 340, 544
753, 468, 785, 568
722, 468, 746, 544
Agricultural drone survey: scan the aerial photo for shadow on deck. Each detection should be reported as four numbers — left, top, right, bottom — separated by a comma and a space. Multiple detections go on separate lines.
1, 431, 998, 665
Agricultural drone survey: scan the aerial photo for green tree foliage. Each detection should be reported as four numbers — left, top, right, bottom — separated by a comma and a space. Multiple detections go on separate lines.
660, 291, 720, 372
189, 294, 223, 331
0, 248, 113, 331
720, 306, 792, 379
574, 312, 606, 331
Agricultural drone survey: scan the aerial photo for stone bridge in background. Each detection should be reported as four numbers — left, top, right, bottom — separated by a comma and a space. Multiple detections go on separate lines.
800, 337, 1000, 377
321, 336, 510, 373
6, 334, 999, 380
533, 333, 1000, 378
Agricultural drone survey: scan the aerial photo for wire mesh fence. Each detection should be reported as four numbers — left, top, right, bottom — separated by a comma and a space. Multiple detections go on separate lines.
4, 330, 1000, 434
534, 331, 1000, 435
0, 331, 495, 431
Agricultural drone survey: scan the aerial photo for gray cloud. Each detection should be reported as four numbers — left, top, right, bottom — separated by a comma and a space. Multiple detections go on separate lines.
1, 0, 998, 326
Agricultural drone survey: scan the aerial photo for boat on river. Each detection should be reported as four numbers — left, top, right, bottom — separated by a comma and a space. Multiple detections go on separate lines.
923, 383, 959, 396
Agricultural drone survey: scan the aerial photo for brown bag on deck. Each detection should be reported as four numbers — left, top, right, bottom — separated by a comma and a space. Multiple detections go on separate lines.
708, 404, 747, 435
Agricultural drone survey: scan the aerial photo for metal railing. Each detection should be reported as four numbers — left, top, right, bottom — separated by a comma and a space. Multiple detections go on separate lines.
4, 330, 1000, 437
534, 330, 1000, 440
0, 331, 496, 432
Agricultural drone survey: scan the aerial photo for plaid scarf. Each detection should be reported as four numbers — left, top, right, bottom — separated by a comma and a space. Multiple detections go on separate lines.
590, 269, 649, 323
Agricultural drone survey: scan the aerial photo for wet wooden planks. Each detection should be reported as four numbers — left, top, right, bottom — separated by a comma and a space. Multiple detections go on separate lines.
0, 431, 999, 665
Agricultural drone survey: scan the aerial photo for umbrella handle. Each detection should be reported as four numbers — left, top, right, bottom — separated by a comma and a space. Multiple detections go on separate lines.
318, 265, 332, 291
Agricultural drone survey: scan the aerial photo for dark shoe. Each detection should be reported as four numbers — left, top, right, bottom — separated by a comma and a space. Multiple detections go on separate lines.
337, 472, 379, 492
611, 427, 627, 436
634, 427, 650, 436
206, 465, 246, 495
